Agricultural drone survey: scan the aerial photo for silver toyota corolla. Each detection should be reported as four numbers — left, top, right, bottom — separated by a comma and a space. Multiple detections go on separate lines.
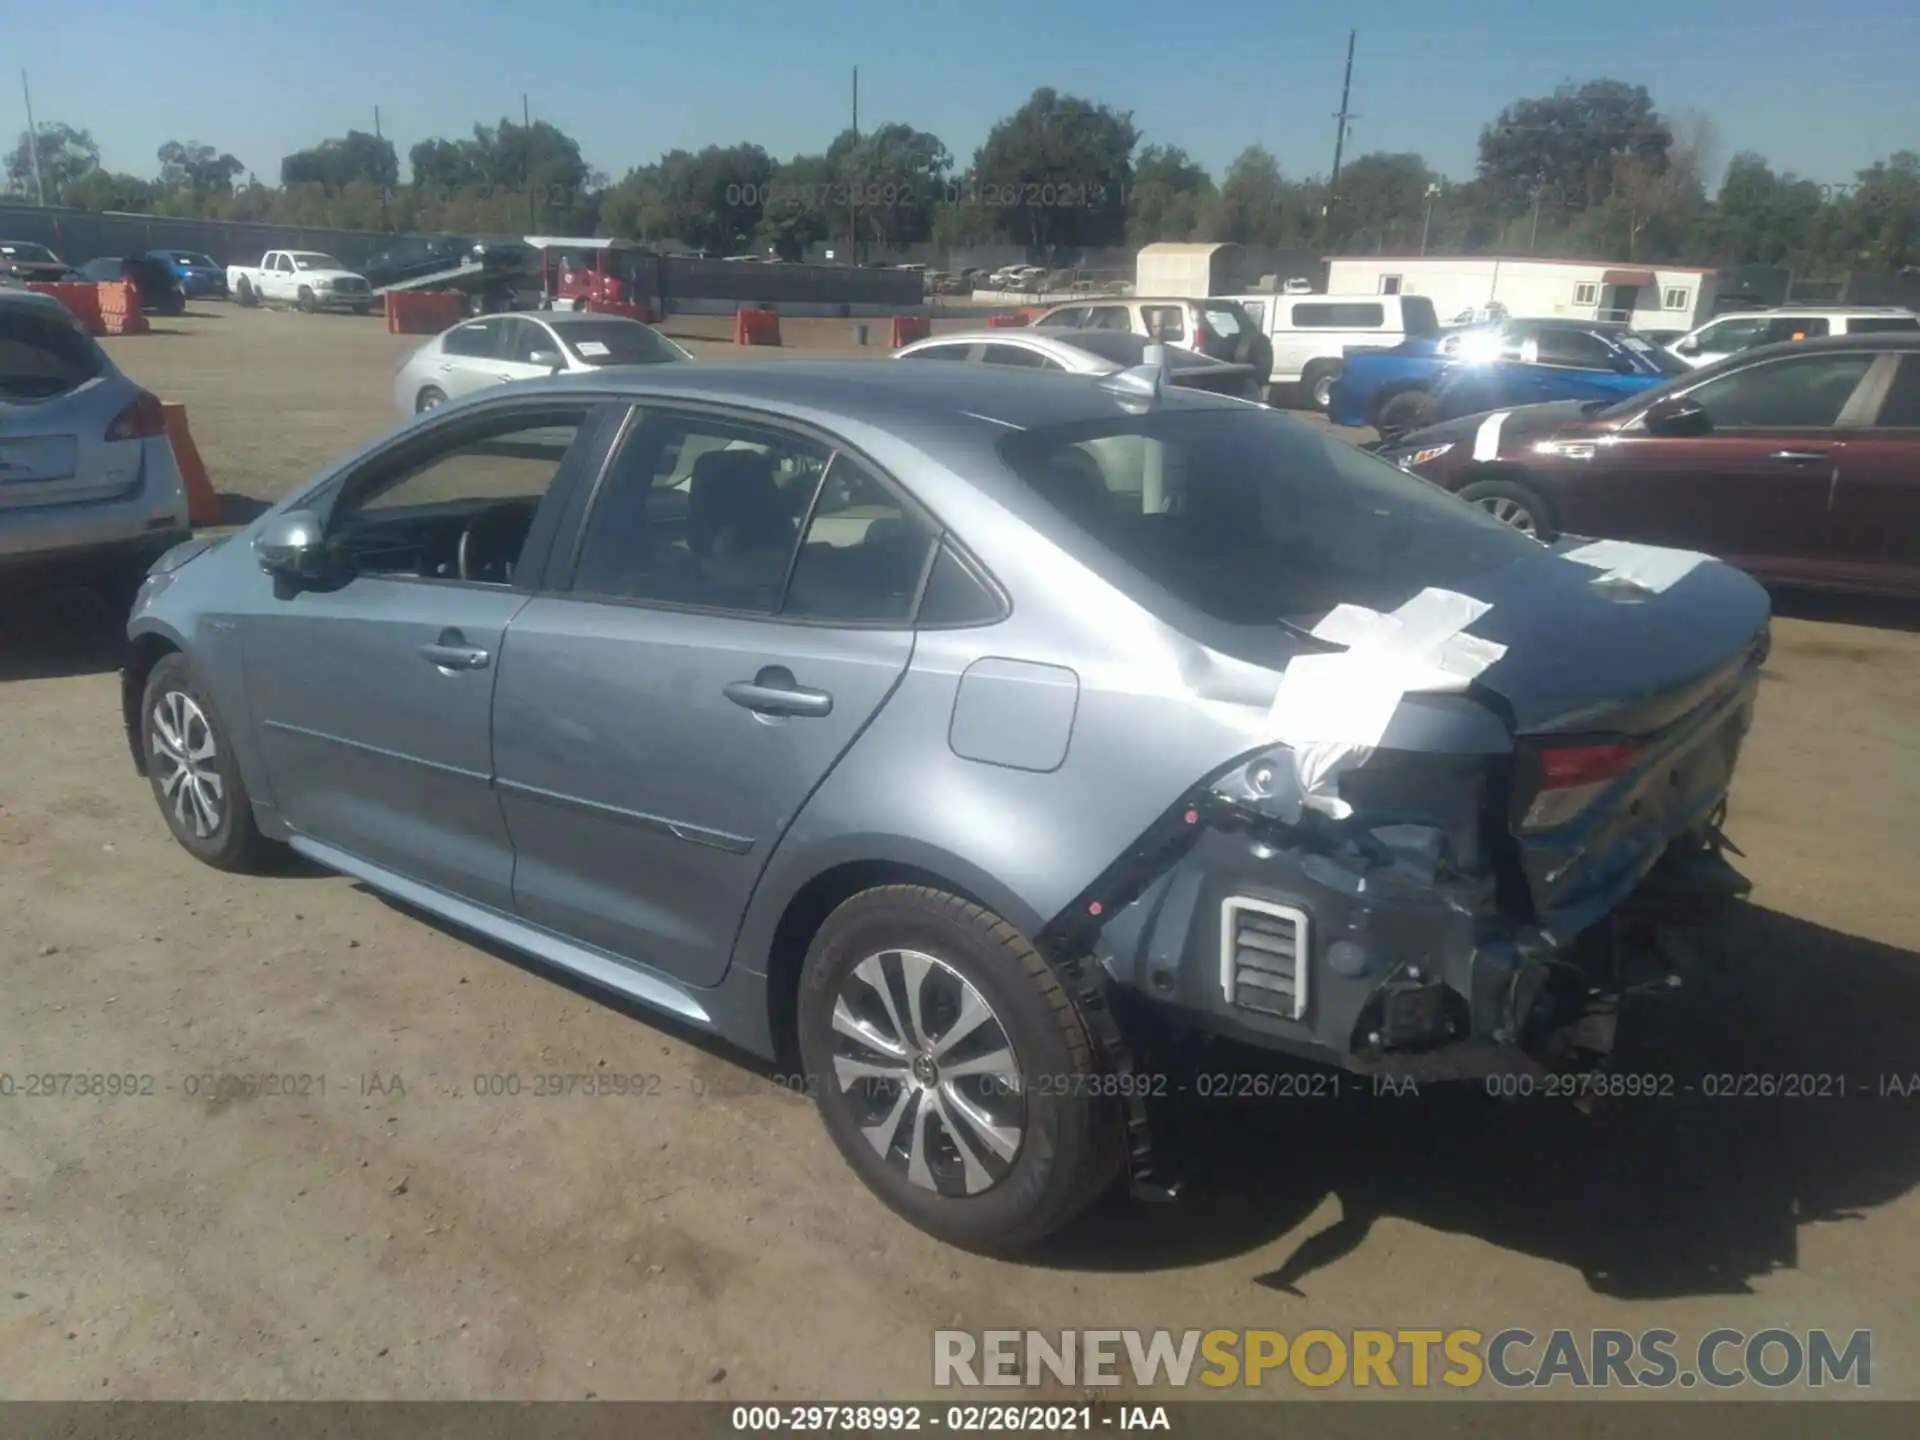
394, 310, 691, 418
123, 357, 1767, 1251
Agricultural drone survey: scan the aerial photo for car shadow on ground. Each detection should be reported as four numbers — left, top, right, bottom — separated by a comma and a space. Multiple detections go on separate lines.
0, 587, 128, 681
1768, 587, 1920, 634
1033, 903, 1920, 1298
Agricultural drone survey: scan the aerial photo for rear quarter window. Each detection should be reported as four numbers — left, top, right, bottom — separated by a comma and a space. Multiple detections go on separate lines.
1288, 302, 1387, 329
0, 304, 107, 399
1845, 317, 1920, 334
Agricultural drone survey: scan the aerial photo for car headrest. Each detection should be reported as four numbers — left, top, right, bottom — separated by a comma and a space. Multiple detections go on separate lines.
687, 449, 779, 557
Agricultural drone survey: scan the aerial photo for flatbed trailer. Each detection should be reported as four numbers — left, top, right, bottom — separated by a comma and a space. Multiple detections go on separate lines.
371, 258, 539, 316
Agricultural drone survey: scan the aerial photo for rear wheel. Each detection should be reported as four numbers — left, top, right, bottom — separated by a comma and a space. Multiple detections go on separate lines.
1300, 359, 1341, 414
797, 885, 1122, 1253
1375, 387, 1437, 440
141, 653, 278, 873
235, 276, 257, 307
1457, 477, 1557, 541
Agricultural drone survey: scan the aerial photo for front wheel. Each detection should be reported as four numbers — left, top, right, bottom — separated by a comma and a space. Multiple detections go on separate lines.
296, 287, 316, 314
415, 385, 447, 413
797, 885, 1123, 1253
140, 653, 279, 872
1456, 477, 1557, 541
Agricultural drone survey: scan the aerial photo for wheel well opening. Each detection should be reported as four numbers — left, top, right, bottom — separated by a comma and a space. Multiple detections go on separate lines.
763, 860, 993, 1067
121, 634, 180, 775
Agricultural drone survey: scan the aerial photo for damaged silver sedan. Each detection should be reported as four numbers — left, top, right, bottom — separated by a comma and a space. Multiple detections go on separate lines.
123, 356, 1765, 1252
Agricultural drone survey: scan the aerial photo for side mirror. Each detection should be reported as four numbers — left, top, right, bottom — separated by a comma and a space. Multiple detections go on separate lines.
1674, 337, 1700, 356
1643, 396, 1712, 438
529, 348, 564, 372
254, 509, 331, 582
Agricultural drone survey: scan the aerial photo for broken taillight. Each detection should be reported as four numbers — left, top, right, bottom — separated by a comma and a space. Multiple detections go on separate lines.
106, 391, 167, 442
1522, 741, 1641, 831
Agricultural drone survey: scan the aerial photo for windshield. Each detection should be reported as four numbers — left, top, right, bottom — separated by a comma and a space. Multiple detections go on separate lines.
2, 243, 58, 264
292, 254, 345, 271
997, 408, 1539, 626
558, 320, 690, 366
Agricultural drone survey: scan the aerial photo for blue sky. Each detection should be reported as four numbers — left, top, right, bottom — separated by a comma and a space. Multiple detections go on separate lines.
12, 0, 1918, 190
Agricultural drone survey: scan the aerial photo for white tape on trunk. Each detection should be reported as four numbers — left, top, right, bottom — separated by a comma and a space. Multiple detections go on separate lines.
1265, 587, 1508, 818
1560, 538, 1710, 594
1472, 410, 1510, 461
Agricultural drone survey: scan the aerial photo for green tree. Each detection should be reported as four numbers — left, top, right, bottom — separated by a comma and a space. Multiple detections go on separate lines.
156, 139, 245, 201
970, 87, 1138, 250
1201, 146, 1287, 246
59, 169, 156, 212
827, 122, 951, 253
4, 122, 101, 200
1327, 151, 1436, 252
281, 130, 399, 192
1125, 145, 1214, 245
602, 145, 773, 251
1477, 79, 1672, 222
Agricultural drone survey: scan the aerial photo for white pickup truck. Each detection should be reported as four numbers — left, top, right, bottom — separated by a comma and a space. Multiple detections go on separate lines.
228, 250, 375, 314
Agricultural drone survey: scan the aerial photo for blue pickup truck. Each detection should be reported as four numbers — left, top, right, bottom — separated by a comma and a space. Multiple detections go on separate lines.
1330, 317, 1690, 437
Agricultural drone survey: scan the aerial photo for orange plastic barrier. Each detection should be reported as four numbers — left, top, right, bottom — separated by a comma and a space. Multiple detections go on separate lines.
161, 403, 220, 528
587, 298, 653, 323
889, 315, 932, 347
98, 282, 149, 336
733, 307, 782, 346
26, 282, 105, 334
385, 290, 465, 335
985, 313, 1028, 328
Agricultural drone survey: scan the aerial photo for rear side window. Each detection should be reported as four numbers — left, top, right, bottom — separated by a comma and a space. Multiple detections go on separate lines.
1846, 316, 1920, 335
1142, 305, 1186, 341
997, 409, 1535, 626
1034, 307, 1088, 329
1288, 302, 1386, 329
1198, 304, 1245, 337
1531, 328, 1617, 368
0, 303, 106, 399
443, 321, 500, 358
1760, 317, 1829, 344
902, 344, 971, 360
1872, 356, 1920, 427
980, 344, 1053, 369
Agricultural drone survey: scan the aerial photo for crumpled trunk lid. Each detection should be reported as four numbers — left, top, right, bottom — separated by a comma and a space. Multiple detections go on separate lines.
1459, 541, 1771, 942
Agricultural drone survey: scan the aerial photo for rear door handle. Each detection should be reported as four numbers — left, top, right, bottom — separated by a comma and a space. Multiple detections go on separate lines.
724, 667, 833, 718
420, 627, 490, 671
1769, 450, 1829, 463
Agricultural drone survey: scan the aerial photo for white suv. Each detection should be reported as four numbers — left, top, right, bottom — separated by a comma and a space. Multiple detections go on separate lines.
1668, 307, 1919, 367
1222, 292, 1442, 413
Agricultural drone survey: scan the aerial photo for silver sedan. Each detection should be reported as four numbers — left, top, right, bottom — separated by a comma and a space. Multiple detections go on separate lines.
893, 327, 1263, 399
393, 310, 691, 418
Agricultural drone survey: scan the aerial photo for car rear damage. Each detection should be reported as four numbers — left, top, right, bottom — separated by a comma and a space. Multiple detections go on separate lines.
1035, 538, 1768, 1180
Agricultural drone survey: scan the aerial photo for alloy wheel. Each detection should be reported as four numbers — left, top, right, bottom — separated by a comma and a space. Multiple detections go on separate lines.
150, 690, 224, 838
829, 949, 1026, 1198
1475, 495, 1539, 536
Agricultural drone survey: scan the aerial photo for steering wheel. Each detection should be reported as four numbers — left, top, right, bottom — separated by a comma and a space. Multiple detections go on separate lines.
456, 502, 531, 584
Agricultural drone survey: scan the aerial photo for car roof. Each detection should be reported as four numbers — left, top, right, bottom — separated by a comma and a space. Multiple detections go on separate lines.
483, 356, 1240, 432
1736, 331, 1920, 356
529, 309, 653, 329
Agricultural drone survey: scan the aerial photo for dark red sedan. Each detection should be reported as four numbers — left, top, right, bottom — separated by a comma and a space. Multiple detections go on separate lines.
1378, 333, 1920, 598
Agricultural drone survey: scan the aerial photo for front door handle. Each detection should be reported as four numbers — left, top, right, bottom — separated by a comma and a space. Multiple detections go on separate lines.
724, 667, 833, 718
420, 627, 490, 671
1769, 450, 1829, 463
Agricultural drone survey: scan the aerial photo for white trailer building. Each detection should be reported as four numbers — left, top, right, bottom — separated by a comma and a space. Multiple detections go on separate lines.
1322, 255, 1720, 333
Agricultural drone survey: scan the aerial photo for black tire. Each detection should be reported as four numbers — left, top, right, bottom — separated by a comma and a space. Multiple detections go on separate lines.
1299, 359, 1342, 414
415, 385, 447, 413
1456, 476, 1558, 541
297, 286, 316, 314
140, 653, 278, 873
797, 885, 1123, 1253
236, 277, 257, 307
1375, 387, 1437, 440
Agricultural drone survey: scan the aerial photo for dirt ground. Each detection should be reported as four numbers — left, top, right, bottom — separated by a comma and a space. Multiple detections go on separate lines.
3, 306, 1919, 1401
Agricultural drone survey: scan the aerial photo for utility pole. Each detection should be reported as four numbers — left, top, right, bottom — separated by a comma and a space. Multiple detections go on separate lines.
20, 70, 45, 206
848, 66, 859, 265
1323, 30, 1356, 241
1528, 173, 1545, 253
374, 104, 390, 231
1420, 181, 1441, 255
524, 93, 537, 232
